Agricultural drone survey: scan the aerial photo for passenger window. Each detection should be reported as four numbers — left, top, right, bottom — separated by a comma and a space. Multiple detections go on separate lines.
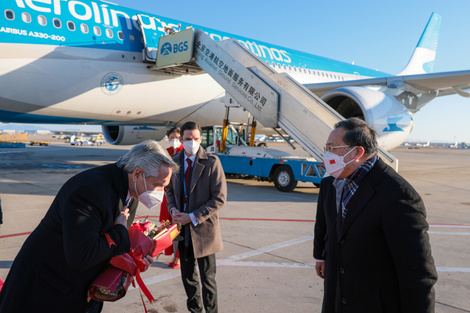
53, 18, 61, 29
129, 34, 136, 42
38, 15, 47, 26
22, 12, 31, 23
80, 23, 89, 34
93, 26, 101, 36
118, 31, 124, 40
67, 21, 75, 31
106, 29, 113, 38
5, 10, 14, 20
288, 65, 292, 71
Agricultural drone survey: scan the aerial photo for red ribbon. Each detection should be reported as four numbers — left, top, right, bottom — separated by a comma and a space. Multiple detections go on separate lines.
102, 233, 116, 248
128, 250, 155, 304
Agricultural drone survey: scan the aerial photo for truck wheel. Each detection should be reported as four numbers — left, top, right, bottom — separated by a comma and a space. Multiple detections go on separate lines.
273, 165, 297, 192
78, 141, 82, 146
257, 142, 267, 148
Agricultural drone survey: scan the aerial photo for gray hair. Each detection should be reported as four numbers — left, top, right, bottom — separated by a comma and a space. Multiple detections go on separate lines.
334, 117, 378, 157
117, 140, 179, 176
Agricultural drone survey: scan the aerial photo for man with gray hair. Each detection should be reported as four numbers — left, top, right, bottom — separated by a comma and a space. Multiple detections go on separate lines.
314, 118, 437, 313
0, 140, 178, 313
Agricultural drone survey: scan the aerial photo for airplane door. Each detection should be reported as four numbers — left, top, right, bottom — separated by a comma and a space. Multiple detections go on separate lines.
136, 14, 161, 62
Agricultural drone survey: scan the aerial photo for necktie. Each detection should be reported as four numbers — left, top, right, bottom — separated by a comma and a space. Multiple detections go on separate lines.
184, 158, 193, 247
185, 158, 192, 193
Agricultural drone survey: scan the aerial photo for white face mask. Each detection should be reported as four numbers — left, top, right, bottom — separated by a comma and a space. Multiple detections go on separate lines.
323, 147, 357, 178
170, 138, 181, 150
183, 140, 200, 155
134, 173, 164, 210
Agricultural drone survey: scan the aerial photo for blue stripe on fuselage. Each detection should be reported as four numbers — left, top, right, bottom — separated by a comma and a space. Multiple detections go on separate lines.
0, 0, 388, 77
0, 109, 106, 124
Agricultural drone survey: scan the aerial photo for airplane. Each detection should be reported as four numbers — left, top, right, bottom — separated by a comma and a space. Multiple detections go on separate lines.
416, 141, 431, 148
404, 140, 431, 149
1, 0, 469, 151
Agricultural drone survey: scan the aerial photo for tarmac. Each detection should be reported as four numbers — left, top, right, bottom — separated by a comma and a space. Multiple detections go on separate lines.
0, 136, 469, 313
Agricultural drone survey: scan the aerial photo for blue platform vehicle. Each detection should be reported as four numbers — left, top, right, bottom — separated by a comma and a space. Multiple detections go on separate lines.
200, 125, 326, 192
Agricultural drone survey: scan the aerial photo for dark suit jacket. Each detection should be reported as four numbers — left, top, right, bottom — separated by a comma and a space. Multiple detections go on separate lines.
314, 158, 437, 313
166, 147, 227, 258
0, 164, 131, 313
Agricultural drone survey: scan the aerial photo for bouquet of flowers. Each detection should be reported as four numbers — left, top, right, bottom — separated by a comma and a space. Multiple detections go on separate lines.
88, 219, 180, 302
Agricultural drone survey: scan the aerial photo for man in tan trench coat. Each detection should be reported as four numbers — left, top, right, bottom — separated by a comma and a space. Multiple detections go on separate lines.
166, 121, 227, 313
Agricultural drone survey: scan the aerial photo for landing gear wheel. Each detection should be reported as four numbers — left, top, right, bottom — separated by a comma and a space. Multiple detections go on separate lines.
273, 165, 297, 192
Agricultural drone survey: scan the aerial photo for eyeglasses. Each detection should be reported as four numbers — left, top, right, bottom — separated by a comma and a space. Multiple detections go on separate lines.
324, 145, 350, 153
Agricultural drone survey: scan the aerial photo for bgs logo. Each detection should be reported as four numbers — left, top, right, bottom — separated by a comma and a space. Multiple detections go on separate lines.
101, 72, 124, 95
161, 42, 172, 55
173, 41, 189, 53
160, 41, 188, 56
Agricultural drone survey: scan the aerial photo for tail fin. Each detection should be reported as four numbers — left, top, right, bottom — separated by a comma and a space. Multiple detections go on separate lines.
398, 12, 442, 76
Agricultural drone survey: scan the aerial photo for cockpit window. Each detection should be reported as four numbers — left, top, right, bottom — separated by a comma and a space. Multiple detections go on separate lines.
5, 10, 14, 20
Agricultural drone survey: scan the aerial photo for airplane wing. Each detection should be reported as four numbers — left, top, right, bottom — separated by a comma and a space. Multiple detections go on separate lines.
305, 69, 470, 97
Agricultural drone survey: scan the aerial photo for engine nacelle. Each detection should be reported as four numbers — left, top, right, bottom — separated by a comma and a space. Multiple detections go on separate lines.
321, 86, 413, 150
102, 125, 168, 145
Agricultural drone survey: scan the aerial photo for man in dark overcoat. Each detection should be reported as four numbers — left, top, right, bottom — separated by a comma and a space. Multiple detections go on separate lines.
314, 118, 437, 313
166, 121, 227, 313
0, 140, 177, 313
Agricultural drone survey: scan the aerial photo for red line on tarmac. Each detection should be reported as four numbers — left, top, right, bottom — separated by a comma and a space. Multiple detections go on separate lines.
2, 220, 469, 240
429, 223, 470, 227
136, 215, 315, 223
0, 232, 32, 239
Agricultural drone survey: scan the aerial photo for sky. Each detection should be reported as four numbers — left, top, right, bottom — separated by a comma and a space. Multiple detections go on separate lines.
8, 0, 470, 142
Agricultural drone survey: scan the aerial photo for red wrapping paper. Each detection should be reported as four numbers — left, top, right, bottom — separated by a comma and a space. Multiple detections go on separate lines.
89, 223, 179, 302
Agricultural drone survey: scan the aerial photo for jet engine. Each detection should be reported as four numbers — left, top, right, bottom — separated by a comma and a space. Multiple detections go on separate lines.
102, 125, 168, 145
321, 86, 414, 150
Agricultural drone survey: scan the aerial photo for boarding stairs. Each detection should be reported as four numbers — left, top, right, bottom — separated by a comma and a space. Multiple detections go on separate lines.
147, 28, 398, 170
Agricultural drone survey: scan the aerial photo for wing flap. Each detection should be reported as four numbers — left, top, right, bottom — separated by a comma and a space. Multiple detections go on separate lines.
305, 70, 470, 97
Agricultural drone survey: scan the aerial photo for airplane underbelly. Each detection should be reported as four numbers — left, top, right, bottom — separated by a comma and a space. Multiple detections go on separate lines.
0, 43, 233, 125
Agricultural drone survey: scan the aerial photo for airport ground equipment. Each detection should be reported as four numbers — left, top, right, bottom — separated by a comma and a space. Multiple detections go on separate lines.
201, 125, 324, 192
29, 141, 49, 146
71, 139, 104, 146
150, 28, 398, 171
0, 133, 27, 148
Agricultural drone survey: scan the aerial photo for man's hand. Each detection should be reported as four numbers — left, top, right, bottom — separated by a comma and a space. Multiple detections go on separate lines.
170, 208, 181, 218
115, 207, 129, 227
315, 261, 325, 279
173, 212, 191, 225
142, 255, 154, 272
